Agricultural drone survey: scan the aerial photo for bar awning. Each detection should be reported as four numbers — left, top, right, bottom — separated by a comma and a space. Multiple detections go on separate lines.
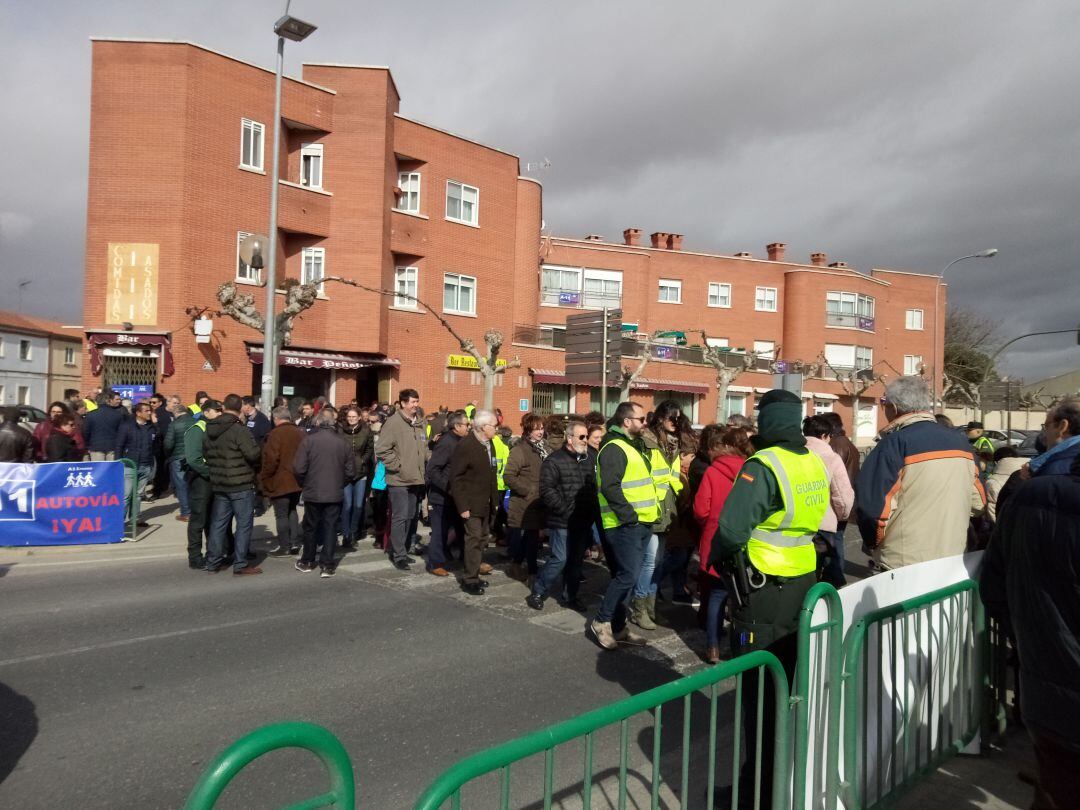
247, 344, 399, 371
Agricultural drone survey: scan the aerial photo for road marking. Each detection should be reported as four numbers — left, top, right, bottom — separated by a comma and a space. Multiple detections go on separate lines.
0, 609, 309, 668
0, 552, 183, 570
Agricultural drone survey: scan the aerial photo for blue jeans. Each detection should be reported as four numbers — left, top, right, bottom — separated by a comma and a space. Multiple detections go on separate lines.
508, 527, 540, 574
633, 533, 662, 599
532, 525, 589, 601
206, 489, 255, 571
340, 477, 368, 540
705, 574, 729, 648
818, 528, 847, 587
168, 457, 190, 516
652, 546, 690, 597
596, 522, 651, 630
123, 462, 155, 523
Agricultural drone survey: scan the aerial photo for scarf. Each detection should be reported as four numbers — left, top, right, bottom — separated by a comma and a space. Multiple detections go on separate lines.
531, 438, 549, 462
1029, 433, 1080, 475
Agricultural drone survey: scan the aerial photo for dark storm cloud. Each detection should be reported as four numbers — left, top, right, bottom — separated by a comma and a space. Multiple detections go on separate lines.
1, 0, 1076, 382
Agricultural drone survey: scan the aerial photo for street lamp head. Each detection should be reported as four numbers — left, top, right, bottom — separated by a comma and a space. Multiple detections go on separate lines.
976, 248, 999, 258
274, 14, 317, 42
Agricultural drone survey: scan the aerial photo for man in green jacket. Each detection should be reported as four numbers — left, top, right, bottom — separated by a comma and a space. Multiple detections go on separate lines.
163, 395, 196, 521
183, 399, 218, 569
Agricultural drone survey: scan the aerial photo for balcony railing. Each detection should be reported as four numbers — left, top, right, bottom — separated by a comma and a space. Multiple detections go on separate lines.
540, 288, 622, 310
512, 325, 567, 349
826, 312, 875, 331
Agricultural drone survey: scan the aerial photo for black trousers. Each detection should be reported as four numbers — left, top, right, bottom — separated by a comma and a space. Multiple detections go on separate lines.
729, 571, 814, 805
272, 492, 302, 549
302, 501, 341, 568
186, 473, 212, 565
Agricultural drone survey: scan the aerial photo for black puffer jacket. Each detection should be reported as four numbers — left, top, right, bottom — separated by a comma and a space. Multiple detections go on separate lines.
981, 454, 1080, 753
204, 413, 261, 492
339, 422, 374, 482
540, 445, 598, 529
0, 420, 34, 462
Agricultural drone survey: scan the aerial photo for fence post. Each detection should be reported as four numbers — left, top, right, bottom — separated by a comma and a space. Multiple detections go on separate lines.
184, 721, 355, 810
118, 458, 139, 540
792, 582, 844, 810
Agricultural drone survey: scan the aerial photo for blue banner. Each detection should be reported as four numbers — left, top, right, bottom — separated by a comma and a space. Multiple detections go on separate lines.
0, 461, 126, 546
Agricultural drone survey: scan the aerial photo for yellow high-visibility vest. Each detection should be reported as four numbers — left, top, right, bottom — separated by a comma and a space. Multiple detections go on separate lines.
747, 446, 828, 577
648, 447, 682, 502
492, 434, 509, 490
597, 437, 659, 529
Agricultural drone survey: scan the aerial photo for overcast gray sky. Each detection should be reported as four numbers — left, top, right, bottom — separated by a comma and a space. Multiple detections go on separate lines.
1, 0, 1077, 382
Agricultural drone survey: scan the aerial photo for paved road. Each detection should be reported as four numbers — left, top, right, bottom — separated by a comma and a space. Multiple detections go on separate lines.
0, 500, 1030, 809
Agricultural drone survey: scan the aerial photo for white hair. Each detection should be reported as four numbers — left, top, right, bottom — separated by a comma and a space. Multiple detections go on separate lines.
472, 409, 496, 429
884, 376, 933, 415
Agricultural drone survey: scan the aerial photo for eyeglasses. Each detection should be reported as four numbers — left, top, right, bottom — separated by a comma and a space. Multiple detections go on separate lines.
628, 416, 646, 423
571, 433, 588, 440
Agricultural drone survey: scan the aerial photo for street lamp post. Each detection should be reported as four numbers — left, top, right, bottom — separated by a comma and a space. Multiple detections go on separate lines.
259, 4, 317, 412
932, 248, 998, 409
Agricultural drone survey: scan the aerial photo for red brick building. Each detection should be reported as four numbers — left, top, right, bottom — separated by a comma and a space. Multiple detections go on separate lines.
82, 39, 944, 440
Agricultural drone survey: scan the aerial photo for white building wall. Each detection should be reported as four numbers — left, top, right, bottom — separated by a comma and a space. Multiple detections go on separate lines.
0, 329, 50, 408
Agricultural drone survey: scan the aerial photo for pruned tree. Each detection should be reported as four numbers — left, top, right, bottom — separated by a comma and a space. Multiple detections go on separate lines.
698, 331, 759, 423
618, 331, 658, 400
944, 306, 1000, 403
213, 274, 519, 409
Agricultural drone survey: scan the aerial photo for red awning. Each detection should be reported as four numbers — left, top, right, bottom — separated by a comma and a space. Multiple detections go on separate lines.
247, 345, 399, 371
530, 368, 567, 384
87, 331, 175, 377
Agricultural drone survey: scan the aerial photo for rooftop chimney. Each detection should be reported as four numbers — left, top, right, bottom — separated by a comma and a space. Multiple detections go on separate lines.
766, 242, 786, 262
668, 233, 683, 251
811, 252, 827, 266
828, 261, 849, 269
623, 228, 642, 247
734, 251, 753, 258
584, 234, 604, 242
650, 231, 670, 249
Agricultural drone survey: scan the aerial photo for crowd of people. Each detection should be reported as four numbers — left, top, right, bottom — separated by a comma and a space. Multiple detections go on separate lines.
4, 376, 1080, 805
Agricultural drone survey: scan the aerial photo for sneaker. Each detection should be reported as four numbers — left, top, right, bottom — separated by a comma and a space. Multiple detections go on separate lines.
525, 594, 544, 611
393, 558, 413, 571
288, 545, 301, 555
295, 560, 315, 573
320, 565, 337, 578
614, 625, 647, 646
588, 620, 618, 650
267, 545, 292, 557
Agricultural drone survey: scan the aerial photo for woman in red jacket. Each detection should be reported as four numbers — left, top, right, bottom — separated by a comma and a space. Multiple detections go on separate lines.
693, 426, 752, 663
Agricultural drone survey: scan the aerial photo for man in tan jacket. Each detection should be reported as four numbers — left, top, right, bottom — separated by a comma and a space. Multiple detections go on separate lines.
375, 389, 430, 570
855, 376, 985, 570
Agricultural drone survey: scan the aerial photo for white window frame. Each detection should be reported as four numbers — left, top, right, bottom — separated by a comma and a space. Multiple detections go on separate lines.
300, 143, 323, 189
397, 172, 421, 214
826, 291, 875, 328
708, 282, 732, 308
443, 272, 477, 316
301, 247, 326, 294
905, 308, 925, 330
240, 118, 264, 171
904, 355, 923, 375
0, 384, 4, 403
17, 385, 30, 405
658, 279, 682, 303
753, 340, 775, 359
64, 346, 76, 366
813, 398, 834, 415
0, 336, 4, 357
445, 180, 479, 226
706, 337, 729, 348
394, 266, 419, 308
541, 265, 583, 306
235, 231, 261, 284
19, 339, 31, 361
582, 268, 622, 309
755, 286, 778, 312
856, 345, 873, 370
824, 343, 856, 369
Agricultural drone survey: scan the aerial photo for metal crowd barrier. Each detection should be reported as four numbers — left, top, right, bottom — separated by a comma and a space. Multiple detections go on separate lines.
184, 578, 1008, 809
184, 721, 355, 810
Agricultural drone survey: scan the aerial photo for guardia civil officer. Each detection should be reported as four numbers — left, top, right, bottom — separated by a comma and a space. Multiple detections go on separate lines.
707, 388, 828, 808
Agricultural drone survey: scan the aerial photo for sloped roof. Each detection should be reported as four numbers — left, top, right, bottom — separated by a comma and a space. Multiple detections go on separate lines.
0, 310, 81, 341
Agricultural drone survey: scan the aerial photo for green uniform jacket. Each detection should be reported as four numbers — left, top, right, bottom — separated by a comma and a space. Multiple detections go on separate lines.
164, 411, 196, 461
182, 421, 209, 479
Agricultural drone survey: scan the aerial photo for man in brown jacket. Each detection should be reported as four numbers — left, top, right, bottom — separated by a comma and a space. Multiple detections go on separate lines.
375, 389, 430, 570
260, 406, 305, 556
449, 409, 500, 595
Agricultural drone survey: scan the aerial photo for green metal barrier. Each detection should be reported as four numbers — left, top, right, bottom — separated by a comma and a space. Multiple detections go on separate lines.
414, 650, 791, 810
118, 457, 139, 540
184, 721, 355, 810
792, 583, 844, 810
840, 580, 984, 810
985, 614, 1011, 739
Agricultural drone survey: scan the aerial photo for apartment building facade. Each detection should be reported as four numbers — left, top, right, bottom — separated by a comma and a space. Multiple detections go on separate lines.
82, 39, 943, 438
0, 311, 83, 409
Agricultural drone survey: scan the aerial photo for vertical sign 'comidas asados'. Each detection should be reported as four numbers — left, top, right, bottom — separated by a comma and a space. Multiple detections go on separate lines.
105, 243, 159, 325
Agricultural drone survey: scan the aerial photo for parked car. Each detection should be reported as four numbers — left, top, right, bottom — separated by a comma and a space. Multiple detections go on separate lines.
16, 405, 48, 429
1015, 433, 1041, 458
